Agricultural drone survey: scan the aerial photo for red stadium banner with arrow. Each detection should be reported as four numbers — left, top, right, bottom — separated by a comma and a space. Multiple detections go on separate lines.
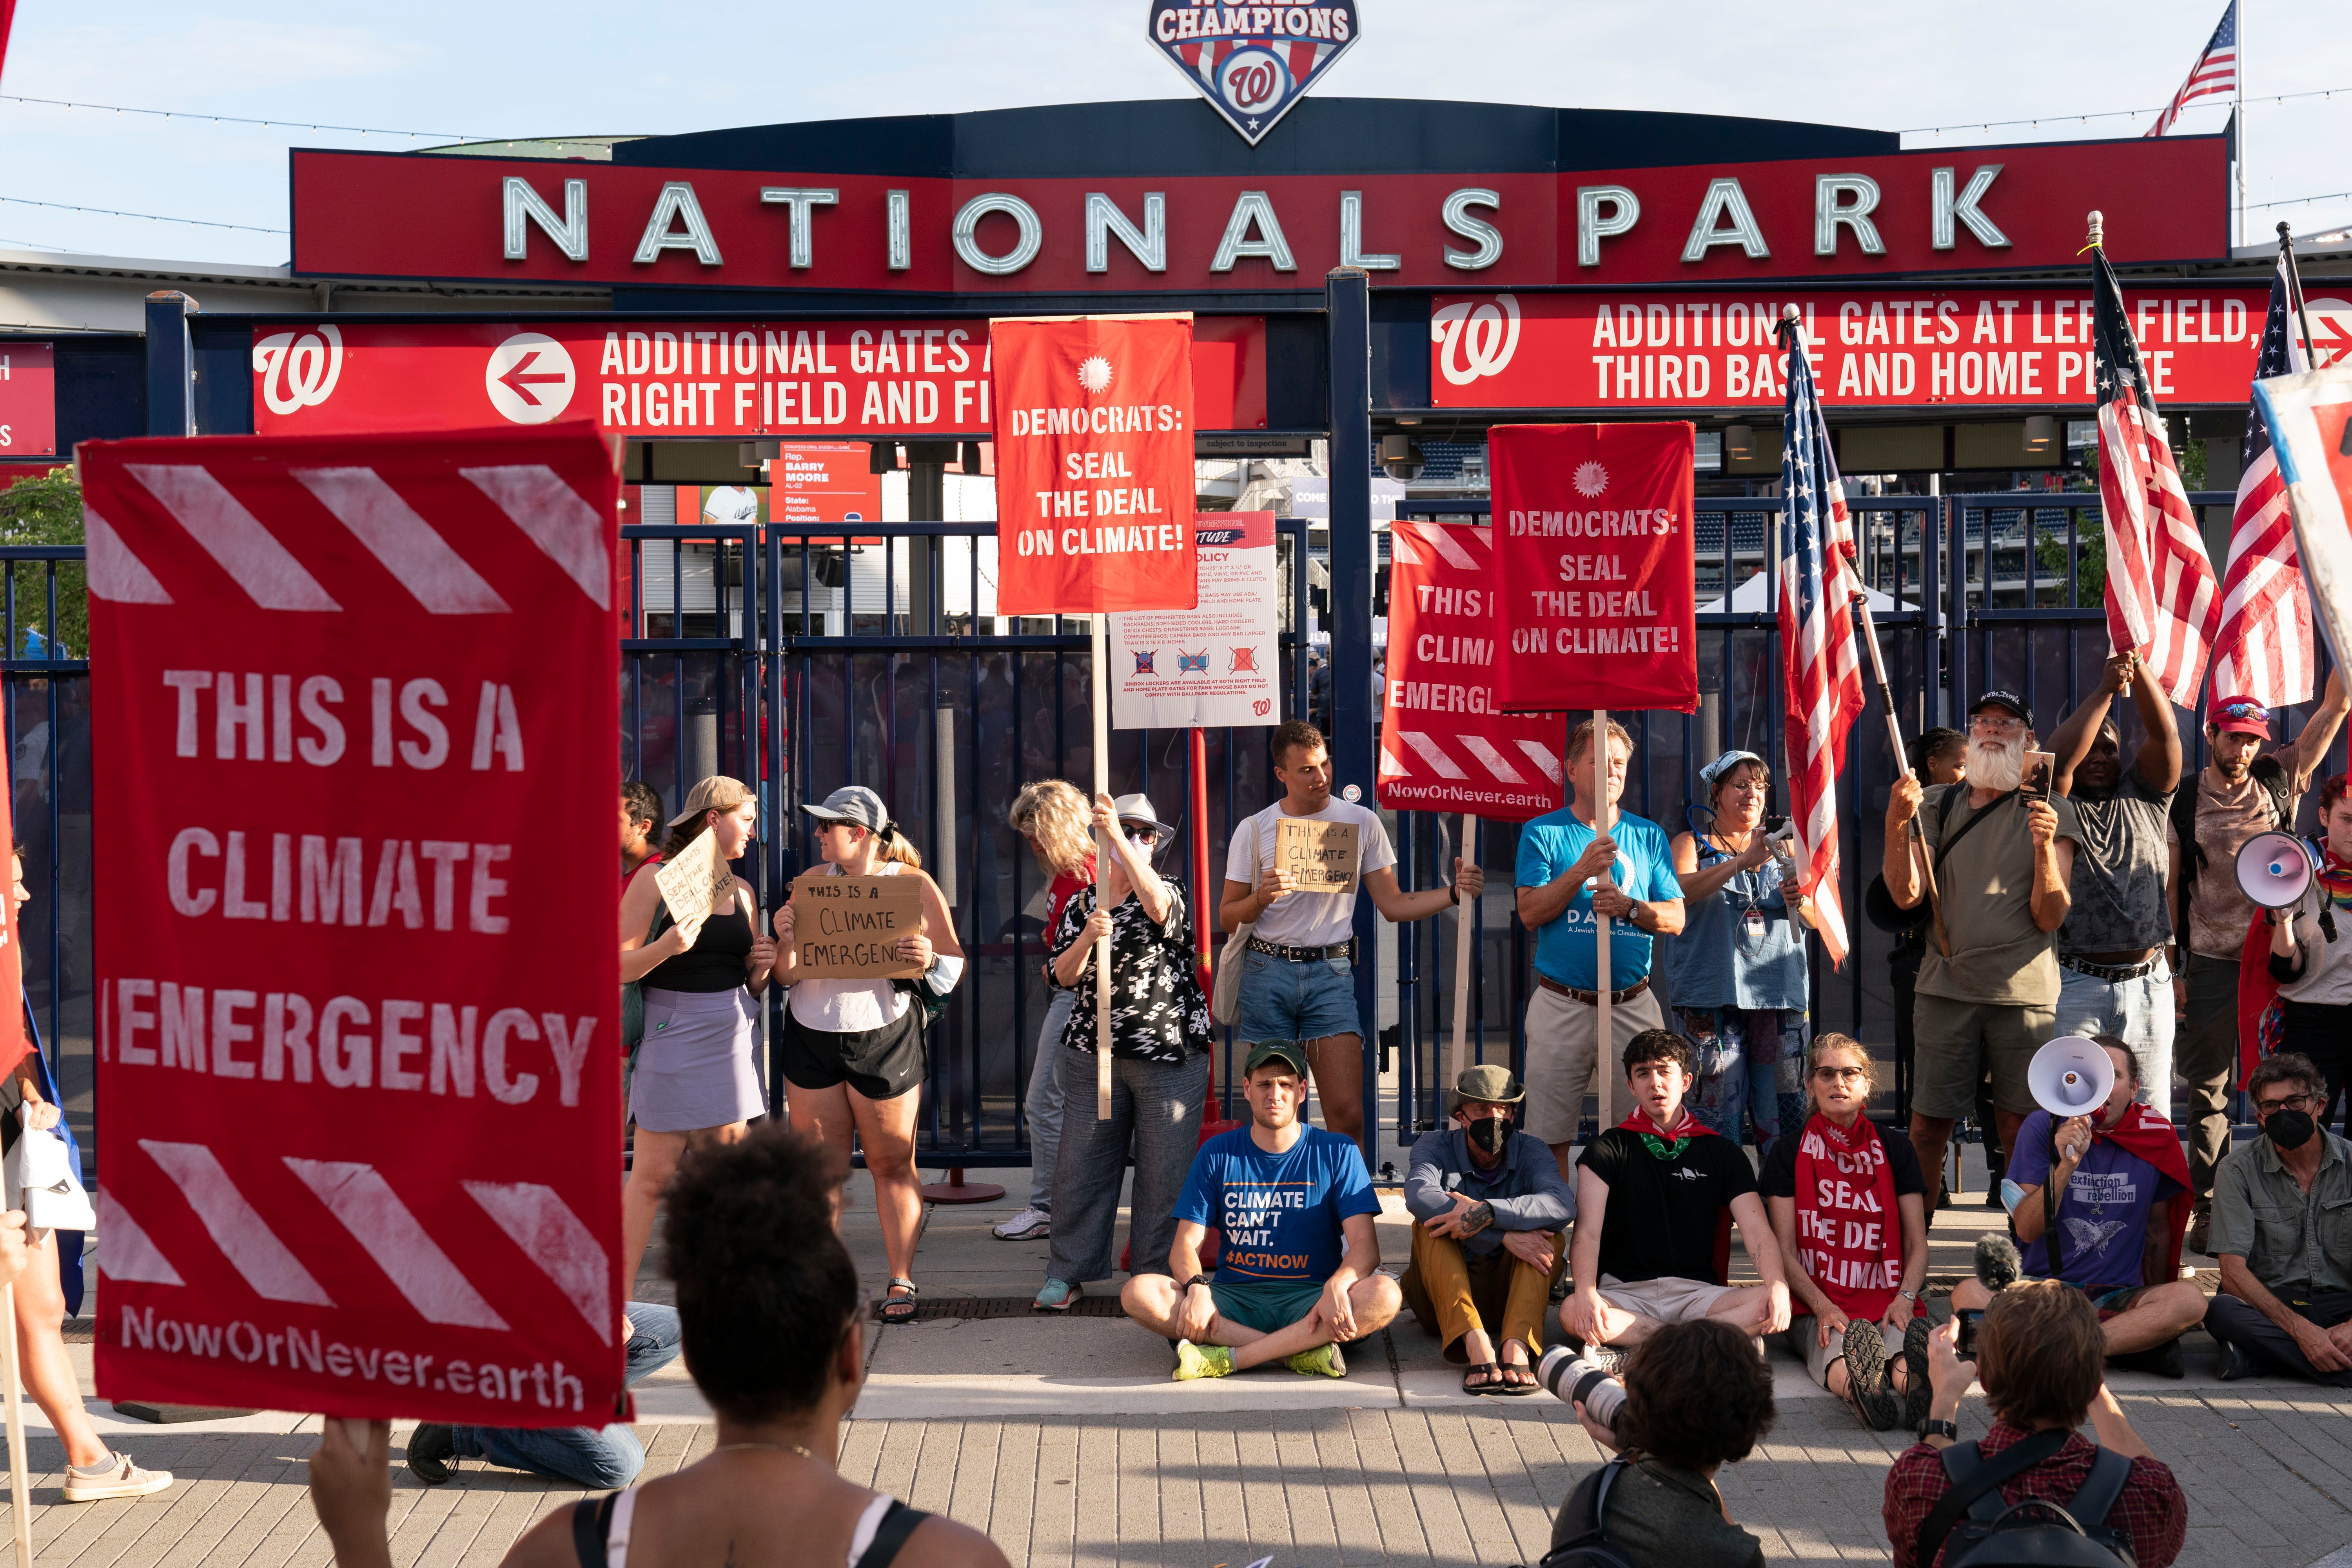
82, 422, 624, 1423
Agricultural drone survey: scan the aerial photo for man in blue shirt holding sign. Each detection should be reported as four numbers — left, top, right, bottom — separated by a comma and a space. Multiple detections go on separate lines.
1120, 1040, 1397, 1379
1516, 717, 1687, 1184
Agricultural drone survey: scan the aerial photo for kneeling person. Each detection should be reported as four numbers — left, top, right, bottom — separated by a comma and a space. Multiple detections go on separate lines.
1401, 1064, 1575, 1394
1947, 1035, 2206, 1375
1121, 1042, 1400, 1379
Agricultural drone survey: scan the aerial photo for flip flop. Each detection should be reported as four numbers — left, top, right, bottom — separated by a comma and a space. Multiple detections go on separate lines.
1462, 1362, 1502, 1396
879, 1278, 920, 1324
1494, 1362, 1542, 1396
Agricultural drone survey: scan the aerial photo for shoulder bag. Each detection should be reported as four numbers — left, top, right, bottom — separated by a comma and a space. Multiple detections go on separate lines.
1210, 813, 1267, 1026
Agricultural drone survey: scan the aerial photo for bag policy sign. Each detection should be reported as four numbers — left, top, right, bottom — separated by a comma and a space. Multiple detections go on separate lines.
1490, 423, 1698, 714
1109, 511, 1280, 730
83, 422, 624, 1424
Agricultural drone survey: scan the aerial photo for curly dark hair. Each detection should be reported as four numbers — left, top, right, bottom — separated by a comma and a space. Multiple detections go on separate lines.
1623, 1027, 1695, 1080
622, 780, 664, 837
1270, 718, 1325, 768
1618, 1319, 1776, 1468
661, 1125, 856, 1424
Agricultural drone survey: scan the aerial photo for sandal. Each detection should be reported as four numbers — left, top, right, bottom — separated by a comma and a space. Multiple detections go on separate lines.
879, 1278, 920, 1324
1494, 1361, 1541, 1396
1462, 1362, 1502, 1396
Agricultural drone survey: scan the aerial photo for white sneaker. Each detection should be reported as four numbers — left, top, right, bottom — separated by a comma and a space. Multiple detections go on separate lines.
992, 1206, 1051, 1240
62, 1452, 173, 1502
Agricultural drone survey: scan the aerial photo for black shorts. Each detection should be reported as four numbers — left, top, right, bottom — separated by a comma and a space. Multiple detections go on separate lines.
779, 1004, 926, 1101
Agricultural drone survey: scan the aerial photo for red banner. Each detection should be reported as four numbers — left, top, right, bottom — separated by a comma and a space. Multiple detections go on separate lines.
1491, 423, 1698, 714
84, 422, 624, 1423
991, 315, 1198, 615
250, 319, 1265, 439
0, 341, 56, 457
1377, 519, 1564, 821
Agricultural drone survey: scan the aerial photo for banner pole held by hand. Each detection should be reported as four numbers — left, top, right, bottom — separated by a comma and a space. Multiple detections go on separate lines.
1092, 613, 1114, 1121
1592, 709, 1616, 1133
1448, 813, 1477, 1088
1851, 591, 1949, 955
2, 1283, 29, 1568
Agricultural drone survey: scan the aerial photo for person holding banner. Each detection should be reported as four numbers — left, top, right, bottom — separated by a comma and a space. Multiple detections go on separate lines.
1032, 792, 1207, 1313
1667, 750, 1810, 1156
1220, 720, 1482, 1142
993, 780, 1096, 1245
1517, 717, 1686, 1182
773, 785, 963, 1325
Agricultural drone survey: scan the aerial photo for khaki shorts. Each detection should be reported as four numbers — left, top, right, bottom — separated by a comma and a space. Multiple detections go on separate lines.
1910, 996, 2054, 1120
1595, 1273, 1735, 1325
1521, 983, 1664, 1145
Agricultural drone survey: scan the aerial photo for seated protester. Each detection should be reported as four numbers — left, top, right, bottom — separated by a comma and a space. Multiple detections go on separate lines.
309, 1127, 1011, 1568
1885, 1283, 2185, 1568
1562, 1029, 1793, 1363
2206, 1051, 2352, 1385
1947, 1035, 2206, 1376
1545, 1319, 1775, 1568
406, 1303, 682, 1489
1400, 1064, 1575, 1396
1762, 1034, 1931, 1431
1121, 1041, 1400, 1380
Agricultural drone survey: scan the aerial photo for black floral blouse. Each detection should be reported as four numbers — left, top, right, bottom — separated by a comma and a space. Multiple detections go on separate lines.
1049, 883, 1212, 1063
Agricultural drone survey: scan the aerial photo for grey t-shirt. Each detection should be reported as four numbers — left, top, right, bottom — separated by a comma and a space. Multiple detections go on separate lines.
1553, 1458, 1763, 1568
2058, 773, 2175, 956
1915, 784, 2081, 1007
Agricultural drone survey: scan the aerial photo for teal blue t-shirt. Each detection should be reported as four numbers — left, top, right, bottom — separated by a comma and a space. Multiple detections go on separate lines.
1175, 1126, 1380, 1283
1514, 806, 1680, 990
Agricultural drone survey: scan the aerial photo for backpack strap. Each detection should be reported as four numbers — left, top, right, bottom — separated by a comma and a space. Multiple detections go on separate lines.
569, 1493, 617, 1568
2256, 754, 2290, 828
2065, 1447, 2134, 1530
1915, 1430, 2071, 1568
852, 1500, 933, 1568
1543, 1459, 1625, 1562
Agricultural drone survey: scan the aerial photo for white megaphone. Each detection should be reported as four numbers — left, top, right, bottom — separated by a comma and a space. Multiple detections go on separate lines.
2236, 830, 2317, 911
2028, 1036, 2116, 1118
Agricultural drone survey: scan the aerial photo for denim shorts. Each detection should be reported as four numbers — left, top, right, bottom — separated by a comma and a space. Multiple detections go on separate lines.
1234, 948, 1362, 1044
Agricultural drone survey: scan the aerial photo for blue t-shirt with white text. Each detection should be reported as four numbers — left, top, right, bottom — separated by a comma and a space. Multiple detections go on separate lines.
2009, 1111, 2181, 1292
1175, 1125, 1380, 1284
1514, 806, 1681, 990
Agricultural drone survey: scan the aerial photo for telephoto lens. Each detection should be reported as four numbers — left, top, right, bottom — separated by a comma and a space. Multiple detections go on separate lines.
1536, 1345, 1626, 1432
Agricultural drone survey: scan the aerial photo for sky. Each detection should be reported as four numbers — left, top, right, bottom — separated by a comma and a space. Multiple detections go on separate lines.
0, 0, 2347, 268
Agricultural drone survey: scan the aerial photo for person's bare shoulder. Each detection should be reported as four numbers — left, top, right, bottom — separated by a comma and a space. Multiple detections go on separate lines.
904, 1512, 1014, 1568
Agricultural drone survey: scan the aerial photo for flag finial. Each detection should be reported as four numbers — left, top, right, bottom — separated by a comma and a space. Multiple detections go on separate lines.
2278, 220, 2294, 241
2085, 210, 2104, 249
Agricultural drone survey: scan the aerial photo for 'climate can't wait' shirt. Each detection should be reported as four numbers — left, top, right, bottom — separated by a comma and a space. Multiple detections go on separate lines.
1174, 1125, 1381, 1283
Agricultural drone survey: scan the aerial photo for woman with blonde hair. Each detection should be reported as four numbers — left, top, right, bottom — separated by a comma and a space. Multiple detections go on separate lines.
992, 780, 1095, 1242
1760, 1033, 1931, 1431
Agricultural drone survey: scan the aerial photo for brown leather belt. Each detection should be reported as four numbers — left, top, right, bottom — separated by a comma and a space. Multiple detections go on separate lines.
1537, 974, 1651, 1005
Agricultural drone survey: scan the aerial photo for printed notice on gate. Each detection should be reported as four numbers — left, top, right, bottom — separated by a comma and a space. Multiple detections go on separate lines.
790, 871, 926, 979
1277, 818, 1360, 895
1110, 511, 1279, 730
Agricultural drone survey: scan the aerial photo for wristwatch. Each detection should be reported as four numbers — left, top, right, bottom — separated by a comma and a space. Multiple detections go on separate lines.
1185, 1273, 1215, 1294
1920, 1417, 1960, 1441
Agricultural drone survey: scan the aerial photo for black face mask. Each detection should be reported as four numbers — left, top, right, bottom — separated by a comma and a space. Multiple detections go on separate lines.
2264, 1108, 2316, 1151
1467, 1116, 1512, 1155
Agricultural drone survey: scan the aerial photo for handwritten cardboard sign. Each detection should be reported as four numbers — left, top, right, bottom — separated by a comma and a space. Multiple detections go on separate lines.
791, 870, 926, 978
653, 828, 734, 930
1276, 817, 1361, 895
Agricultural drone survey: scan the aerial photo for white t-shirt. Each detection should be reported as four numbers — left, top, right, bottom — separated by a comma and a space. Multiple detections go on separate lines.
702, 485, 760, 527
1223, 800, 1397, 948
788, 861, 911, 1033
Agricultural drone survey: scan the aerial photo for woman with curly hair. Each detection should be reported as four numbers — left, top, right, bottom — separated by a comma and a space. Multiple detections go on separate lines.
991, 780, 1096, 1243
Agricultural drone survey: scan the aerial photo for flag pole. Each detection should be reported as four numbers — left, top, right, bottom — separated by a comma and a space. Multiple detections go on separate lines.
2, 1281, 29, 1568
1852, 590, 1950, 955
2087, 208, 2135, 703
2278, 221, 2319, 365
1092, 612, 1114, 1121
1447, 813, 1477, 1088
1592, 709, 1616, 1133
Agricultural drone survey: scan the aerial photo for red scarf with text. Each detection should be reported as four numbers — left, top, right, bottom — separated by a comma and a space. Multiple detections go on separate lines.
1790, 1112, 1903, 1321
1617, 1105, 1732, 1282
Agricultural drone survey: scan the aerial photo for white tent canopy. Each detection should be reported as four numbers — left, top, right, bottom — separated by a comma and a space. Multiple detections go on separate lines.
1697, 572, 1911, 618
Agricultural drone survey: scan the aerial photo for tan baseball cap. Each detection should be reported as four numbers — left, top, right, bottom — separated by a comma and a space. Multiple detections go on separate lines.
668, 775, 756, 827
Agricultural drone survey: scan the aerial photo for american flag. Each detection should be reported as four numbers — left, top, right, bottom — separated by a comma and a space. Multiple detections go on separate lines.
2092, 244, 2220, 706
1777, 318, 1865, 968
2212, 242, 2314, 706
2145, 1, 2239, 137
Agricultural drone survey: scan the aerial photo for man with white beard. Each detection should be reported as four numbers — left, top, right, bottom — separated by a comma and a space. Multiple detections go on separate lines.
1881, 691, 2080, 1210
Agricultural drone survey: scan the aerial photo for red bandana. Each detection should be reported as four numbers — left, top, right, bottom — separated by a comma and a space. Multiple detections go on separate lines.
1791, 1112, 1904, 1321
2088, 1100, 2193, 1279
1615, 1103, 1731, 1280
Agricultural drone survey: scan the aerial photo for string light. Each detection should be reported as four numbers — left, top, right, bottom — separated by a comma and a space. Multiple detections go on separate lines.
1901, 83, 2349, 138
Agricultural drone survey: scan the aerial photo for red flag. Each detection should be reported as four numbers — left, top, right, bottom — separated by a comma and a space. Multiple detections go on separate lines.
83, 421, 625, 1423
1376, 518, 1563, 821
1490, 423, 1698, 714
991, 315, 1196, 614
0, 708, 27, 1083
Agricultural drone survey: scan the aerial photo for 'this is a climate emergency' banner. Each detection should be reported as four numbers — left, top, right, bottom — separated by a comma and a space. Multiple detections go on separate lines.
83, 423, 624, 1424
1377, 518, 1564, 820
991, 314, 1198, 615
1491, 423, 1698, 715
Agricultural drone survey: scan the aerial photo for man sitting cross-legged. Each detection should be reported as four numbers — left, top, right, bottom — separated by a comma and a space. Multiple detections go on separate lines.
1121, 1040, 1400, 1379
1563, 1029, 1793, 1365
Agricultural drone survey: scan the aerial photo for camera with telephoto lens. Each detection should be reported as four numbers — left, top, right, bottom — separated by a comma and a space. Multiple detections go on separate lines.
1958, 1233, 2022, 1359
1537, 1345, 1626, 1433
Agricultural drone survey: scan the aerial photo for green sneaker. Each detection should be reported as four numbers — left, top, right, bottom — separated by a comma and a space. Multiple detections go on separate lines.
1172, 1341, 1234, 1381
1285, 1342, 1347, 1379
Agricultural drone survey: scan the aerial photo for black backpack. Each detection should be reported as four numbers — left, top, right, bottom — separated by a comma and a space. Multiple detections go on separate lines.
1915, 1430, 2140, 1568
2170, 754, 2288, 942
1535, 1459, 1640, 1568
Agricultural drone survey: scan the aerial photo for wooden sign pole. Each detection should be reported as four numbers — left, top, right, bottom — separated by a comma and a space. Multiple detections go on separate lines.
1851, 592, 1948, 953
1447, 813, 1477, 1089
1092, 613, 1114, 1120
2, 1283, 30, 1568
1592, 709, 1617, 1133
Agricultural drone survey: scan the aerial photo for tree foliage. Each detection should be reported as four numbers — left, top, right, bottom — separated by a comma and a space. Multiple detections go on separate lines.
0, 468, 87, 658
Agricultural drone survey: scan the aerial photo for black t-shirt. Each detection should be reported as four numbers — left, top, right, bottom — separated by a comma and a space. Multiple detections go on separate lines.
1580, 1126, 1759, 1287
1758, 1122, 1927, 1201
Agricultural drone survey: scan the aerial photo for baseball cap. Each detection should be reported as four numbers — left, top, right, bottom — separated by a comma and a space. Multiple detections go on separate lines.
799, 784, 890, 833
1113, 792, 1178, 838
2210, 697, 2272, 737
667, 775, 756, 827
1243, 1040, 1309, 1079
1969, 690, 2034, 728
1451, 1063, 1525, 1109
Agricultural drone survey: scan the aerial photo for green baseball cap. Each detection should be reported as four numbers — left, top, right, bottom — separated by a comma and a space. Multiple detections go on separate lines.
1242, 1040, 1309, 1079
1451, 1063, 1524, 1110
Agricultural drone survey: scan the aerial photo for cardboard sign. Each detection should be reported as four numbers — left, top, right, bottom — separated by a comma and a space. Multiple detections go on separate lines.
990, 314, 1198, 614
790, 870, 926, 978
83, 421, 623, 1424
653, 829, 733, 932
1109, 511, 1280, 729
1276, 817, 1360, 894
1490, 423, 1699, 714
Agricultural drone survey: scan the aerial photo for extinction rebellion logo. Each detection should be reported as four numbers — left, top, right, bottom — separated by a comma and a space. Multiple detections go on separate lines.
1149, 4, 1360, 145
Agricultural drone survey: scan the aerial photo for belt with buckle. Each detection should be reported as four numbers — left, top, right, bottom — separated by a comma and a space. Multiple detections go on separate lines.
1246, 936, 1356, 963
1537, 974, 1652, 1005
2059, 953, 2161, 984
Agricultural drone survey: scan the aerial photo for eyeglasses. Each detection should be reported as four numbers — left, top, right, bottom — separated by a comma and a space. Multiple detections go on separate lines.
2256, 1093, 2319, 1116
1969, 715, 2023, 735
1812, 1066, 1869, 1083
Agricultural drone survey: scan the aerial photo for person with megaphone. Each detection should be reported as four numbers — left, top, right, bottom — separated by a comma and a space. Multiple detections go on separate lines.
2250, 774, 2352, 1131
1946, 1035, 2206, 1376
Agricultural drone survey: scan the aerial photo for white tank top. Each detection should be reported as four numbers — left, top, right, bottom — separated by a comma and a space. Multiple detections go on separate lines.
789, 861, 913, 1033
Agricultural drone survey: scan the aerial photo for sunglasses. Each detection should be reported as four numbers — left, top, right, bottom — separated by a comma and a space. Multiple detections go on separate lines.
2215, 701, 2270, 722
